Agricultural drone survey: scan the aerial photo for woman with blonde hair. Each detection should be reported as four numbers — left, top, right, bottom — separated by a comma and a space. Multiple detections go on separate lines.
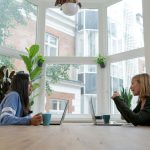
112, 73, 150, 126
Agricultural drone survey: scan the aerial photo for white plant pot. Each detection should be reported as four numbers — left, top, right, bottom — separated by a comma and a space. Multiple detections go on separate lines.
61, 3, 79, 16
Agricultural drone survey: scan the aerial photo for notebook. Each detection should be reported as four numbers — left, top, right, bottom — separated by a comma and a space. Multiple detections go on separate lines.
89, 98, 123, 126
42, 100, 68, 125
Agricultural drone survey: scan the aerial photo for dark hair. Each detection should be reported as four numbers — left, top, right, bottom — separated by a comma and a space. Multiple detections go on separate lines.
10, 73, 30, 116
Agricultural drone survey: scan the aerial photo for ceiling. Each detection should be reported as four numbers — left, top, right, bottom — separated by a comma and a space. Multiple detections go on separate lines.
29, 0, 121, 8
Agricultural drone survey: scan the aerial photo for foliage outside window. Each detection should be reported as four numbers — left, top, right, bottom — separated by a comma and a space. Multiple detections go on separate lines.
0, 0, 37, 51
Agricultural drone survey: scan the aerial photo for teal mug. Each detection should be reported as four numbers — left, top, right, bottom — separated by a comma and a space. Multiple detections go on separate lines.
103, 115, 110, 124
42, 113, 51, 126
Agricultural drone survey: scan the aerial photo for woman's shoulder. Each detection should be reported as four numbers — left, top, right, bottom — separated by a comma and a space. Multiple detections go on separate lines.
5, 91, 20, 98
0, 91, 20, 107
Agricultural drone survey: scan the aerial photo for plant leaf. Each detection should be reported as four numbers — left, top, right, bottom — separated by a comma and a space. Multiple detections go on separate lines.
30, 67, 42, 81
9, 71, 15, 79
20, 55, 32, 73
32, 82, 39, 92
29, 44, 39, 59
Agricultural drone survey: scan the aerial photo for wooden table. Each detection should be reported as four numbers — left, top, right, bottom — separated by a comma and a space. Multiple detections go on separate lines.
0, 123, 150, 150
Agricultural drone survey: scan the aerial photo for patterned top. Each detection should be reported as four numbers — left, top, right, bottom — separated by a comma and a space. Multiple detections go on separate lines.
0, 91, 31, 125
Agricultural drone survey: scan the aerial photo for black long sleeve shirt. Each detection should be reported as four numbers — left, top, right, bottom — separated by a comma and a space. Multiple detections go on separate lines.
114, 96, 150, 126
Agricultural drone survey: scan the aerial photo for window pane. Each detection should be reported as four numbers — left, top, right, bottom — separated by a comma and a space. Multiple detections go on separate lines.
0, 0, 37, 52
0, 54, 27, 73
85, 10, 98, 29
45, 33, 58, 56
45, 9, 99, 57
78, 12, 84, 31
45, 64, 97, 114
110, 57, 145, 115
107, 0, 143, 55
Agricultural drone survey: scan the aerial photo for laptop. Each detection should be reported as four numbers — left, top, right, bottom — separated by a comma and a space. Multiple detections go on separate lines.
42, 100, 68, 125
89, 98, 123, 126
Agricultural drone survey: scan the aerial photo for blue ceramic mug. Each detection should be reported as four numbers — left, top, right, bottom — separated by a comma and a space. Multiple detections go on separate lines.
42, 113, 51, 126
103, 115, 110, 124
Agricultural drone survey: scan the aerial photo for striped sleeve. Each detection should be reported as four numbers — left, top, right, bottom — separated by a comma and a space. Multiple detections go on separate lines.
0, 92, 31, 125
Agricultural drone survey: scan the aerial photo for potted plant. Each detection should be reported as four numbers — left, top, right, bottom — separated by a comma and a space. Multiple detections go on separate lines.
120, 87, 133, 108
20, 44, 45, 106
120, 87, 133, 119
0, 66, 15, 103
96, 54, 106, 68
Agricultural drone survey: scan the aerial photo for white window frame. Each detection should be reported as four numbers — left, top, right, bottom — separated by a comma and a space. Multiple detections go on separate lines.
0, 0, 150, 122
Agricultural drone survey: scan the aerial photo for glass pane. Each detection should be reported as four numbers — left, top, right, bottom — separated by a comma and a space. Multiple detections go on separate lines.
45, 9, 99, 57
0, 54, 26, 71
45, 64, 97, 114
44, 33, 58, 56
0, 0, 37, 52
107, 0, 143, 55
85, 10, 98, 29
110, 57, 145, 115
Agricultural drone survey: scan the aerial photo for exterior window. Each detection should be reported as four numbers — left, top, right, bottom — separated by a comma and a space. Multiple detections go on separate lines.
45, 9, 99, 57
45, 64, 97, 115
77, 12, 84, 31
45, 33, 58, 56
45, 99, 67, 113
107, 0, 143, 55
51, 100, 66, 110
110, 57, 145, 115
85, 10, 98, 29
76, 10, 99, 57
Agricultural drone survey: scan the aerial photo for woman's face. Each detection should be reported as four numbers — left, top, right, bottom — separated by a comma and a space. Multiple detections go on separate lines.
130, 79, 140, 96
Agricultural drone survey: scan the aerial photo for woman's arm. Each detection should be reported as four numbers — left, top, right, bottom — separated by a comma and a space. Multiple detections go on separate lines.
0, 92, 31, 125
113, 96, 150, 126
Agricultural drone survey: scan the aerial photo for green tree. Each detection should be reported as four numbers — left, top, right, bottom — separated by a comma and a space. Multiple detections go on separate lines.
0, 0, 36, 45
46, 64, 70, 84
46, 64, 79, 95
0, 55, 14, 69
46, 64, 71, 95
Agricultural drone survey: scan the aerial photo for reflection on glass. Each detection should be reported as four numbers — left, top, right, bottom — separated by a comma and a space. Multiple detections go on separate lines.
110, 57, 145, 114
45, 64, 97, 114
107, 0, 143, 55
0, 0, 37, 52
45, 9, 99, 57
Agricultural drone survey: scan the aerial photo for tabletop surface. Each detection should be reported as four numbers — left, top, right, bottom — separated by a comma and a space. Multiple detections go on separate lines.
0, 123, 150, 150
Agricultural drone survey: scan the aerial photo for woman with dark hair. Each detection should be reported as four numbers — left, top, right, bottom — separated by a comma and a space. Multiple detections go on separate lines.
0, 73, 42, 125
111, 73, 150, 126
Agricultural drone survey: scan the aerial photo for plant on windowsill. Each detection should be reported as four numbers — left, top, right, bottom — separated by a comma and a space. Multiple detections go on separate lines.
120, 87, 133, 119
96, 54, 106, 68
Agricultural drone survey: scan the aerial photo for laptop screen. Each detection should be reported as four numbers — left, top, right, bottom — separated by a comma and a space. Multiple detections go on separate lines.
59, 100, 69, 124
89, 98, 97, 124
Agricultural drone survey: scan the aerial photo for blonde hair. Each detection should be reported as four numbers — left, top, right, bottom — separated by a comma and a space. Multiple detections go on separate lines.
132, 73, 150, 99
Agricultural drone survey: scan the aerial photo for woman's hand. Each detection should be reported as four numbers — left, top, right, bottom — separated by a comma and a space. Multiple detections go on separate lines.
30, 113, 42, 126
111, 91, 120, 100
